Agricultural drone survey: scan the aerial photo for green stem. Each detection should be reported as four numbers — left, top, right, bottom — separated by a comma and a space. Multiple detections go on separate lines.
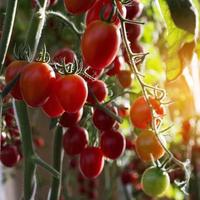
0, 0, 18, 74
49, 126, 64, 200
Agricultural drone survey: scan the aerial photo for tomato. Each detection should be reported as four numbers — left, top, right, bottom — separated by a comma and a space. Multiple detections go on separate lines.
117, 70, 133, 88
141, 166, 170, 197
87, 80, 108, 104
130, 96, 164, 129
107, 56, 123, 76
100, 129, 125, 159
135, 130, 165, 162
55, 74, 88, 113
64, 0, 97, 15
34, 137, 45, 148
121, 171, 138, 185
63, 126, 88, 156
20, 62, 56, 107
5, 60, 28, 100
59, 108, 83, 127
125, 138, 135, 151
53, 48, 76, 64
79, 147, 104, 179
93, 106, 117, 131
181, 120, 191, 144
83, 67, 104, 82
126, 0, 143, 19
81, 20, 120, 70
86, 0, 126, 27
126, 23, 142, 42
0, 145, 20, 167
118, 105, 130, 118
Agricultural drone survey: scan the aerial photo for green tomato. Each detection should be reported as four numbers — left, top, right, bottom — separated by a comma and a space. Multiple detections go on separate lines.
141, 166, 170, 197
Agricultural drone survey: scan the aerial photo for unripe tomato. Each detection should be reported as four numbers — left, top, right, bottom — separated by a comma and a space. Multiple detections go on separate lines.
141, 167, 170, 197
5, 60, 28, 100
126, 0, 143, 19
63, 126, 88, 156
64, 0, 97, 15
81, 20, 120, 69
125, 138, 135, 150
118, 105, 130, 118
55, 74, 88, 113
53, 48, 76, 64
117, 70, 133, 88
135, 130, 165, 162
86, 0, 126, 27
87, 80, 108, 104
130, 96, 164, 129
107, 56, 123, 76
79, 147, 104, 179
100, 129, 125, 159
20, 62, 55, 107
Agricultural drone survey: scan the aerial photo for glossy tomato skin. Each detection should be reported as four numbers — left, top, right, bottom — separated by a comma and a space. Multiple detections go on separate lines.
117, 70, 133, 88
63, 126, 88, 156
86, 0, 126, 27
55, 74, 88, 113
135, 130, 165, 162
64, 0, 97, 15
53, 48, 76, 64
20, 62, 55, 107
100, 129, 125, 159
126, 23, 142, 42
5, 60, 28, 100
79, 147, 104, 179
126, 0, 143, 19
141, 167, 170, 197
81, 21, 120, 70
87, 80, 108, 104
107, 56, 123, 76
130, 96, 164, 129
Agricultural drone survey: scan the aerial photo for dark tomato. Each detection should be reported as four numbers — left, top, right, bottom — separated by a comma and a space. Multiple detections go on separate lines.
63, 126, 88, 155
86, 0, 126, 27
87, 80, 108, 104
53, 48, 76, 64
55, 74, 88, 113
81, 20, 120, 69
126, 0, 143, 19
64, 0, 97, 15
121, 171, 139, 185
125, 138, 135, 150
100, 129, 125, 159
93, 106, 117, 131
126, 23, 142, 41
117, 70, 133, 88
5, 60, 28, 100
59, 108, 83, 127
107, 56, 123, 76
20, 62, 55, 107
79, 147, 104, 179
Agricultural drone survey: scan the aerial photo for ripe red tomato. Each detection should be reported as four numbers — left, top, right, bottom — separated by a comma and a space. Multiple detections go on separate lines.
126, 0, 143, 19
81, 20, 120, 69
126, 23, 142, 41
53, 48, 76, 64
93, 106, 117, 131
86, 0, 126, 27
135, 130, 165, 162
55, 74, 88, 113
5, 60, 28, 100
63, 126, 88, 156
87, 80, 108, 104
59, 108, 83, 127
79, 147, 104, 179
118, 105, 130, 118
20, 62, 56, 107
130, 96, 164, 129
121, 171, 138, 185
107, 56, 123, 76
117, 70, 133, 88
34, 137, 45, 148
100, 129, 125, 159
64, 0, 97, 15
125, 138, 135, 150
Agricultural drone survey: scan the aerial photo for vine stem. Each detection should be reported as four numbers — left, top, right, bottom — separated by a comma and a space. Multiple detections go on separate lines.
0, 0, 18, 74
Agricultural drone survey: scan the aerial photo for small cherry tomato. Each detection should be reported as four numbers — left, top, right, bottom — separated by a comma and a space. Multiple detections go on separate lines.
81, 20, 120, 69
121, 171, 139, 185
126, 23, 142, 42
79, 147, 104, 179
107, 56, 123, 76
5, 60, 28, 100
126, 0, 143, 19
117, 70, 133, 88
20, 62, 56, 107
125, 138, 135, 151
118, 105, 130, 118
34, 137, 45, 148
53, 48, 76, 64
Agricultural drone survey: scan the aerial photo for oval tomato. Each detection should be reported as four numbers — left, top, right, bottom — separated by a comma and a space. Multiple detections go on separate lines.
117, 70, 133, 88
135, 130, 165, 162
126, 23, 142, 42
55, 74, 88, 113
107, 56, 123, 76
141, 166, 170, 197
81, 20, 120, 69
5, 60, 28, 100
64, 0, 97, 15
126, 0, 143, 19
20, 62, 56, 107
53, 48, 76, 64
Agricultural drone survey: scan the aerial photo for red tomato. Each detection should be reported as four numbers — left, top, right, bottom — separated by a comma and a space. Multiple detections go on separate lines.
81, 20, 120, 69
86, 0, 126, 27
100, 129, 125, 159
63, 126, 88, 156
117, 70, 133, 88
20, 62, 56, 107
5, 60, 28, 100
121, 171, 139, 185
34, 137, 45, 148
125, 138, 135, 150
130, 96, 164, 129
126, 23, 142, 41
64, 0, 97, 15
87, 80, 108, 104
107, 56, 123, 76
53, 48, 76, 64
118, 105, 130, 118
126, 0, 143, 19
55, 74, 88, 113
79, 147, 104, 179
